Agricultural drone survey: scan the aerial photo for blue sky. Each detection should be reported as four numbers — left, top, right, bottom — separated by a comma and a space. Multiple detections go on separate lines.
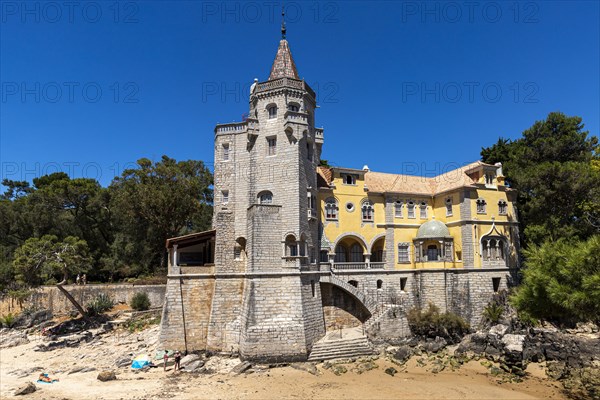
1, 1, 599, 187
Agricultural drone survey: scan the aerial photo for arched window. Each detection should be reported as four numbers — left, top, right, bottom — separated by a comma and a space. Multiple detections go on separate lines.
287, 103, 299, 112
394, 201, 403, 218
446, 198, 453, 216
342, 174, 356, 185
325, 198, 338, 220
476, 198, 487, 214
334, 244, 347, 262
376, 279, 383, 290
258, 191, 273, 204
498, 200, 508, 215
361, 200, 374, 221
234, 237, 246, 261
407, 201, 415, 219
285, 234, 297, 257
299, 234, 307, 257
267, 105, 277, 119
482, 237, 505, 261
350, 243, 363, 262
419, 201, 427, 219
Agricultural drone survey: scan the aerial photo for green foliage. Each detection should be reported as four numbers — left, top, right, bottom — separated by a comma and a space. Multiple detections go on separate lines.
109, 156, 213, 272
0, 155, 213, 288
483, 302, 504, 324
86, 293, 115, 316
511, 235, 600, 324
12, 235, 91, 286
130, 292, 151, 311
126, 315, 161, 332
406, 303, 470, 342
481, 112, 600, 247
0, 312, 17, 328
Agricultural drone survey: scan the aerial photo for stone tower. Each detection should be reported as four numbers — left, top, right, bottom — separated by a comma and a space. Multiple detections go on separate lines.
209, 27, 325, 361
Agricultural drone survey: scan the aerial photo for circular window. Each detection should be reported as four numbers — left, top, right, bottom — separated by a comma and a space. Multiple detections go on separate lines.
346, 202, 355, 212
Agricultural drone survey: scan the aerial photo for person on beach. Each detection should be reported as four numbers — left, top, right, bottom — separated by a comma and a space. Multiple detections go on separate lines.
174, 351, 181, 372
163, 350, 169, 371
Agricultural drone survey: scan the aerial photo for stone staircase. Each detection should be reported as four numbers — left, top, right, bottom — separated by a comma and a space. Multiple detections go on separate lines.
308, 328, 376, 361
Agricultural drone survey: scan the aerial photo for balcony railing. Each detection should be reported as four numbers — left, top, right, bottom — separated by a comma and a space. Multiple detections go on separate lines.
332, 262, 367, 270
331, 262, 386, 271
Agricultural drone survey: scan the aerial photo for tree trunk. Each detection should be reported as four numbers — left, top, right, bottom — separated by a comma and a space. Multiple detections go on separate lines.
56, 280, 88, 319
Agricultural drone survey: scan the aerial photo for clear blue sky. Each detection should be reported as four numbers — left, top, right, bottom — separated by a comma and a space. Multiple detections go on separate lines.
1, 1, 599, 187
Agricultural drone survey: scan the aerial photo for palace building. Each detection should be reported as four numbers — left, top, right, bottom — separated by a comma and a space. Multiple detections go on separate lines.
159, 23, 519, 362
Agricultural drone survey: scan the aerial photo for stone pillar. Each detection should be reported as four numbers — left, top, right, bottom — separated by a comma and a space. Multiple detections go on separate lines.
460, 190, 475, 268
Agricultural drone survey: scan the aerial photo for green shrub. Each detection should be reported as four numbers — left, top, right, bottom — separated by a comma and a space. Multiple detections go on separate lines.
0, 313, 17, 328
86, 293, 114, 316
483, 302, 504, 324
126, 316, 160, 332
130, 292, 151, 311
406, 303, 470, 343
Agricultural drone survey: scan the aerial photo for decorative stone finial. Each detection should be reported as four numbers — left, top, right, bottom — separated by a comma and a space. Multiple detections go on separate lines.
281, 5, 286, 39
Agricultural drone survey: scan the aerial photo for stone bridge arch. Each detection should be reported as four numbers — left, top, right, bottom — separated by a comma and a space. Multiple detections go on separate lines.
319, 274, 377, 330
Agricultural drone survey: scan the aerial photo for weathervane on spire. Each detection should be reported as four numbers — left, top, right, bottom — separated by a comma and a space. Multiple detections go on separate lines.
281, 4, 286, 40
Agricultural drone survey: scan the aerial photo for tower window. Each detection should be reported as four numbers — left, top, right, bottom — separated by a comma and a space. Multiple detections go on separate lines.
222, 143, 230, 161
267, 137, 277, 156
288, 104, 299, 112
476, 198, 487, 214
267, 105, 277, 119
446, 198, 453, 216
222, 190, 229, 204
258, 191, 273, 204
307, 141, 313, 161
285, 235, 297, 257
498, 200, 508, 215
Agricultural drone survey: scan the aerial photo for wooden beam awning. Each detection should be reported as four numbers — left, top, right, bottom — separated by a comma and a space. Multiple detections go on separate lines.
165, 229, 216, 249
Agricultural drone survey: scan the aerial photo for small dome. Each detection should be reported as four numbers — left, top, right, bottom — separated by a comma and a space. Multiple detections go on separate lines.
416, 220, 451, 239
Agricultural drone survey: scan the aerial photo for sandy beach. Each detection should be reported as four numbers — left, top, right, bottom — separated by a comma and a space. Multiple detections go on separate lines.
0, 325, 567, 400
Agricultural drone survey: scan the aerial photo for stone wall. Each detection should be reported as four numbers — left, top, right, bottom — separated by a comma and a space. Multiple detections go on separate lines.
0, 284, 165, 316
239, 274, 309, 362
159, 277, 215, 352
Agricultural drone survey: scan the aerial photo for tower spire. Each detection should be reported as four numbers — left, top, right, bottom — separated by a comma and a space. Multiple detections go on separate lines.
281, 5, 286, 40
268, 4, 299, 80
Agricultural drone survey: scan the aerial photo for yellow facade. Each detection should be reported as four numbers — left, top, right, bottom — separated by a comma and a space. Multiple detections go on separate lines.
317, 162, 519, 270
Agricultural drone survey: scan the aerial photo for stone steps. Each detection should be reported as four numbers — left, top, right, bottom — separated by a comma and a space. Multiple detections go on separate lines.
308, 336, 375, 362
